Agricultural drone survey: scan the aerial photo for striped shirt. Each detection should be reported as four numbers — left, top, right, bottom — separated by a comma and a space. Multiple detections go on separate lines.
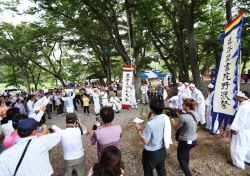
0, 125, 62, 176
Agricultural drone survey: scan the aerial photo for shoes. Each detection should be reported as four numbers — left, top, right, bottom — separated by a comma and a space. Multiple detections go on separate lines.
226, 161, 237, 168
48, 118, 52, 119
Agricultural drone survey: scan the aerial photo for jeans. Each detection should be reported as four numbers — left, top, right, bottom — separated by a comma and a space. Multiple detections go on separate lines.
177, 140, 197, 176
142, 147, 167, 176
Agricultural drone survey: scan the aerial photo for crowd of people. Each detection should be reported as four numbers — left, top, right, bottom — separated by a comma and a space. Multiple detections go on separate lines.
0, 80, 249, 176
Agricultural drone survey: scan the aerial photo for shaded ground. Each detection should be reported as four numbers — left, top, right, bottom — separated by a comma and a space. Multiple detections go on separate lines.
46, 80, 250, 176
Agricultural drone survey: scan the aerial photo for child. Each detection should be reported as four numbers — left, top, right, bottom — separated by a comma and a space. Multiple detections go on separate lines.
82, 94, 90, 116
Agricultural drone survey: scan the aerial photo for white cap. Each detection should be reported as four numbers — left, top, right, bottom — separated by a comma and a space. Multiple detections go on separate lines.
236, 91, 249, 100
184, 82, 189, 85
208, 83, 214, 89
189, 83, 195, 88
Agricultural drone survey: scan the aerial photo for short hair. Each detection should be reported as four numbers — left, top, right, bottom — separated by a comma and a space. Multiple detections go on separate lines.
12, 114, 28, 129
18, 128, 33, 138
100, 107, 115, 123
92, 146, 122, 176
27, 94, 35, 100
149, 98, 164, 115
6, 108, 20, 121
183, 98, 196, 110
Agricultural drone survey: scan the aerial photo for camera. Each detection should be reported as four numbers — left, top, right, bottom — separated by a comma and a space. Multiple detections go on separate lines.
166, 109, 179, 117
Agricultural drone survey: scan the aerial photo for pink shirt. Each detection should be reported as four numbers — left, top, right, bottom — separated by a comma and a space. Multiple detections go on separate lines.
3, 131, 42, 149
91, 124, 122, 159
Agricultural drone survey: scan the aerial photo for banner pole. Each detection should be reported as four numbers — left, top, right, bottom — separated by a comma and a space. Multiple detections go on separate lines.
238, 49, 241, 92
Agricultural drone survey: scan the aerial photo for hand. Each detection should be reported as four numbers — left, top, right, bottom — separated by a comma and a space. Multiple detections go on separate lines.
135, 124, 141, 131
40, 105, 46, 112
232, 130, 238, 135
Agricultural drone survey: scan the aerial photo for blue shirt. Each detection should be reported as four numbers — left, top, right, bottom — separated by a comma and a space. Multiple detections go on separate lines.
141, 115, 165, 151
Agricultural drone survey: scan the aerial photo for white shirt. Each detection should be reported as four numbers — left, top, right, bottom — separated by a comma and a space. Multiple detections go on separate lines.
0, 125, 62, 176
1, 120, 14, 137
61, 127, 86, 160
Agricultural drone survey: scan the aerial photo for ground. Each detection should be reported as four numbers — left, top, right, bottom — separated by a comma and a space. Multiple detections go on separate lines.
43, 80, 250, 175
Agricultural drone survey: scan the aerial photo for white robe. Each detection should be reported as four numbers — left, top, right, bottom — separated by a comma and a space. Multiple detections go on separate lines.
191, 89, 205, 124
110, 96, 122, 112
205, 91, 219, 134
169, 96, 178, 109
92, 92, 100, 115
129, 88, 137, 108
230, 100, 250, 170
101, 91, 109, 107
177, 85, 185, 110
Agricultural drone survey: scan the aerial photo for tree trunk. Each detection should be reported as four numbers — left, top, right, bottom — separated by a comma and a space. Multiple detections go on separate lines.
226, 0, 233, 23
134, 66, 141, 100
57, 77, 66, 88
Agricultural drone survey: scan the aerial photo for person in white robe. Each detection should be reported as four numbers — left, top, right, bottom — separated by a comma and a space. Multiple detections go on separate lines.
168, 96, 178, 109
129, 85, 138, 109
230, 91, 250, 170
177, 82, 185, 110
140, 82, 149, 104
189, 84, 205, 124
91, 88, 101, 115
100, 88, 109, 107
110, 93, 122, 113
205, 83, 219, 134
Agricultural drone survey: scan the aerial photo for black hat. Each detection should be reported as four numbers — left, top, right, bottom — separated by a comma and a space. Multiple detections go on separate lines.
66, 113, 77, 123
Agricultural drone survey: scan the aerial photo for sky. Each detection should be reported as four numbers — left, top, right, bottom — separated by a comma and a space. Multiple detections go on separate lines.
0, 0, 38, 25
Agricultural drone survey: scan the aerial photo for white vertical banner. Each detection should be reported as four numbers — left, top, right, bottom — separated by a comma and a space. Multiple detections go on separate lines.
213, 12, 244, 116
121, 66, 134, 109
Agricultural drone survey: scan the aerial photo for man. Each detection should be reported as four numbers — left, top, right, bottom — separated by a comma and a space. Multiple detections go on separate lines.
90, 107, 122, 160
205, 83, 219, 134
141, 82, 149, 105
27, 95, 46, 122
0, 118, 62, 176
156, 83, 164, 101
177, 82, 185, 110
189, 84, 205, 125
135, 99, 167, 176
230, 90, 250, 170
62, 92, 75, 113
61, 113, 89, 176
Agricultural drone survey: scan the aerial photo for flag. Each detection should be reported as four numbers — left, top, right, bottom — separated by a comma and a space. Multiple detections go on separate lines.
121, 66, 134, 109
212, 11, 245, 132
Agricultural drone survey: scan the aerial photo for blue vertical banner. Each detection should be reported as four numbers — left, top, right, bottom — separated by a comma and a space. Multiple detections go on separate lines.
212, 11, 245, 131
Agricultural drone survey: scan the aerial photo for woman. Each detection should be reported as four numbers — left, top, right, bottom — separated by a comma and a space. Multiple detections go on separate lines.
170, 98, 199, 176
14, 99, 25, 114
88, 146, 124, 176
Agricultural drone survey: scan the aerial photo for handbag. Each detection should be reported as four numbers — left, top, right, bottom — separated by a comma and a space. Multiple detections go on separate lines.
14, 139, 32, 176
175, 112, 197, 142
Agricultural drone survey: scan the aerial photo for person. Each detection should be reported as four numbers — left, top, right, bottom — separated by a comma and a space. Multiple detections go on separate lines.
177, 82, 185, 110
3, 114, 48, 149
113, 83, 118, 97
90, 107, 122, 160
61, 113, 89, 176
1, 108, 20, 138
27, 95, 46, 122
129, 85, 138, 109
135, 98, 167, 176
181, 83, 191, 106
170, 98, 199, 176
62, 91, 75, 113
88, 146, 124, 176
100, 88, 109, 107
230, 90, 250, 170
14, 99, 25, 114
91, 88, 101, 115
0, 118, 62, 176
141, 82, 149, 105
189, 84, 205, 125
156, 83, 164, 101
83, 94, 90, 116
54, 91, 64, 116
110, 93, 122, 113
205, 83, 219, 134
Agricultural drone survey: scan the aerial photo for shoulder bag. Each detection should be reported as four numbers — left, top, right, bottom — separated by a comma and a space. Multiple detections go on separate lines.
14, 139, 32, 176
175, 112, 197, 142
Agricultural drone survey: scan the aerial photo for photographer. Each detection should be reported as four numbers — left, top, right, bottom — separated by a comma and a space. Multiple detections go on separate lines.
135, 98, 167, 176
170, 98, 199, 176
61, 113, 89, 176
